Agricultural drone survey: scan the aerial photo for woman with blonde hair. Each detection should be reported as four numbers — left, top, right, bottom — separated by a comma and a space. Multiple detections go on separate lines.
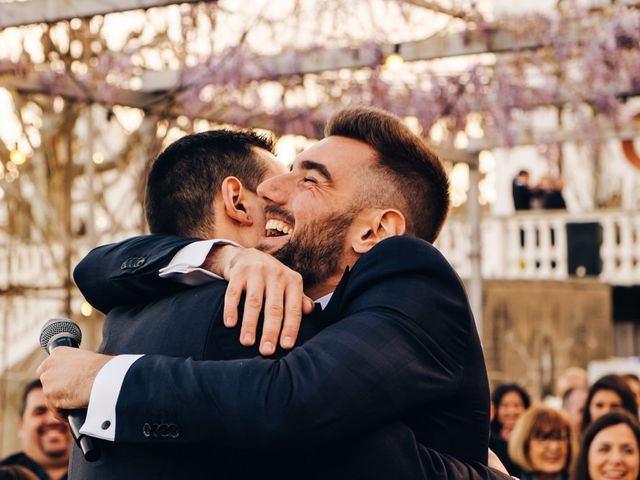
509, 406, 574, 480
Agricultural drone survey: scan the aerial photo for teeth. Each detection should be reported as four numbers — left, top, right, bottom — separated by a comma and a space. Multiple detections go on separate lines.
266, 219, 292, 234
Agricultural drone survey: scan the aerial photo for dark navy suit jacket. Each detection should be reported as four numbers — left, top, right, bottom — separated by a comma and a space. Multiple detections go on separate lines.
71, 235, 504, 479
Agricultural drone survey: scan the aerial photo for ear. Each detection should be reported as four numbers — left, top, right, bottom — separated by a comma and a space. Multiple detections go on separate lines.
351, 208, 406, 254
220, 176, 253, 226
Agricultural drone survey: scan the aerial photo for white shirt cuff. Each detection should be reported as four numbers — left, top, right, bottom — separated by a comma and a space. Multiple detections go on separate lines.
158, 239, 240, 286
80, 354, 144, 441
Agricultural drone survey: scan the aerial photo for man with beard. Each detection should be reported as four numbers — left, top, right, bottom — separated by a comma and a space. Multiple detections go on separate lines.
0, 380, 71, 480
40, 107, 507, 479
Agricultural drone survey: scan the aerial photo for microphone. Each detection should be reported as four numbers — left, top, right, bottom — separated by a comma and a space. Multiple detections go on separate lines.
39, 318, 101, 462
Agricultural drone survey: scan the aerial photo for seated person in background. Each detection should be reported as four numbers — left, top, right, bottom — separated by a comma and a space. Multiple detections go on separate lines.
512, 170, 533, 210
0, 380, 70, 480
582, 374, 638, 434
572, 410, 640, 480
508, 406, 573, 480
562, 387, 588, 443
490, 383, 531, 475
623, 374, 640, 414
535, 176, 566, 210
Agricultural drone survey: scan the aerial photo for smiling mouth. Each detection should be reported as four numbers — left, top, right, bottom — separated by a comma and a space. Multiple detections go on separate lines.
265, 219, 293, 237
601, 471, 629, 479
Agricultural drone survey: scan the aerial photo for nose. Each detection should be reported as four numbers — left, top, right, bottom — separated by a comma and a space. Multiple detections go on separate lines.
44, 408, 63, 425
608, 449, 624, 464
257, 172, 289, 205
545, 440, 561, 452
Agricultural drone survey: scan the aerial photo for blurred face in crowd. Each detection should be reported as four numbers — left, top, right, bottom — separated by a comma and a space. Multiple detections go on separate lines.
565, 388, 588, 433
528, 429, 570, 475
498, 390, 527, 438
588, 423, 640, 480
18, 388, 71, 468
625, 378, 640, 412
591, 390, 624, 423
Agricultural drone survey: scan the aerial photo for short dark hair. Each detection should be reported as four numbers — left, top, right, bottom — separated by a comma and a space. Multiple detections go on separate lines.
582, 374, 638, 432
572, 410, 640, 480
325, 107, 450, 243
145, 129, 274, 237
490, 383, 531, 435
19, 379, 42, 417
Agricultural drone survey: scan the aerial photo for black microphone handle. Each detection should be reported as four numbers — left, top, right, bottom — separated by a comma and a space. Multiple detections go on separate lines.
47, 336, 101, 462
67, 410, 101, 462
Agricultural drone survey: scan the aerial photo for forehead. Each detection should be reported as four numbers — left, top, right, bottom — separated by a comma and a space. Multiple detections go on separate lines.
252, 147, 287, 177
593, 389, 622, 401
295, 136, 377, 178
24, 388, 46, 411
594, 423, 637, 444
501, 391, 524, 403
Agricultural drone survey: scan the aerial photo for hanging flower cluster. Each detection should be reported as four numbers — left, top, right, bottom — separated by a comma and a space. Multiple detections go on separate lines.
0, 1, 638, 146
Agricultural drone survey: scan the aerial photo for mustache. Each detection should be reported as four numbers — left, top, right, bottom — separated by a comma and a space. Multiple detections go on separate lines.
264, 205, 295, 226
39, 423, 69, 435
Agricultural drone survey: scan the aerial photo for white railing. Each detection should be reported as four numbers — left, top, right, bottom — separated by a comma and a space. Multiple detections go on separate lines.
1, 213, 638, 375
437, 209, 640, 285
0, 230, 143, 374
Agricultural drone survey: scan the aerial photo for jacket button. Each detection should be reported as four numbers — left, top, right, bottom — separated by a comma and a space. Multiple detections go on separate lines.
120, 257, 146, 269
143, 423, 152, 438
168, 424, 180, 438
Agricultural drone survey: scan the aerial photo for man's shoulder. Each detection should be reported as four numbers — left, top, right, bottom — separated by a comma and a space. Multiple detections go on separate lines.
0, 452, 49, 479
0, 452, 31, 466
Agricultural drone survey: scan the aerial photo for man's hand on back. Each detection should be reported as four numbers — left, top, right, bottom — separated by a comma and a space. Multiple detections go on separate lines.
205, 245, 314, 356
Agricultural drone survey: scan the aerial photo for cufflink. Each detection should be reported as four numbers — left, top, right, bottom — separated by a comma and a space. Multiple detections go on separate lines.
101, 420, 111, 430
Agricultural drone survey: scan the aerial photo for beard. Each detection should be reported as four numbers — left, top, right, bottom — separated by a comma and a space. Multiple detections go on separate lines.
273, 210, 357, 291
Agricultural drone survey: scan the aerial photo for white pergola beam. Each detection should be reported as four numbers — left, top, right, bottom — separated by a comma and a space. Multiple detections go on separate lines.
136, 29, 543, 92
0, 0, 203, 28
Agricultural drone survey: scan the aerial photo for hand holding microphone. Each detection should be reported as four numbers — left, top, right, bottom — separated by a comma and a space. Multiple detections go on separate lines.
38, 318, 104, 462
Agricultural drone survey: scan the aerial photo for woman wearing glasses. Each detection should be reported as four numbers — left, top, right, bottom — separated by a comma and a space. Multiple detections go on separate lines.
509, 406, 574, 480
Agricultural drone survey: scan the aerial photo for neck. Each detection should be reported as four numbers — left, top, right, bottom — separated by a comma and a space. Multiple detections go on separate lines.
45, 465, 68, 480
307, 272, 343, 300
534, 473, 562, 480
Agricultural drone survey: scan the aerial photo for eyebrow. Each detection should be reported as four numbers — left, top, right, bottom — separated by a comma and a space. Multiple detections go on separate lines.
299, 160, 333, 182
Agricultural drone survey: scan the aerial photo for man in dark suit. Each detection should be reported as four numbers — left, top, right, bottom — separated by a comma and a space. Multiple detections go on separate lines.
40, 108, 508, 479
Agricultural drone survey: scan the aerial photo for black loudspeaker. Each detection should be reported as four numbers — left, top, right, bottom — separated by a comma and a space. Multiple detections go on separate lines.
566, 222, 603, 277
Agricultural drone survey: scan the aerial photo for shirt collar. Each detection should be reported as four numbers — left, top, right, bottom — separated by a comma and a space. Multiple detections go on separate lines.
314, 292, 333, 310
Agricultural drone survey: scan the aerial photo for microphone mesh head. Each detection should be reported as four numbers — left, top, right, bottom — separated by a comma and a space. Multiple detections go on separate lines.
39, 318, 82, 350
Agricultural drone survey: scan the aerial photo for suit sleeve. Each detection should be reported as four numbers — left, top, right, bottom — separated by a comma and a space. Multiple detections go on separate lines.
73, 235, 198, 313
114, 238, 472, 448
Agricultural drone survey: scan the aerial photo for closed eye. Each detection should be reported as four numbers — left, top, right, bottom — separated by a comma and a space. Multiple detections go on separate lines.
303, 177, 318, 184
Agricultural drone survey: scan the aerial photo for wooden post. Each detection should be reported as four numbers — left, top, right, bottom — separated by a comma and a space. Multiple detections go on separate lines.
467, 155, 483, 338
